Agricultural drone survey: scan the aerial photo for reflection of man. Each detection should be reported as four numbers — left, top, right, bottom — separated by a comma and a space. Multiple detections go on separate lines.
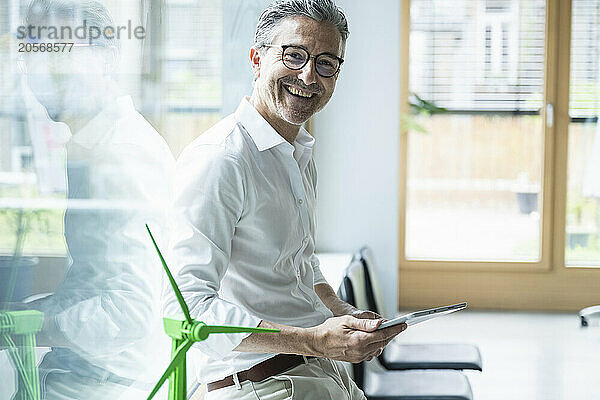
167, 1, 406, 399
21, 1, 174, 399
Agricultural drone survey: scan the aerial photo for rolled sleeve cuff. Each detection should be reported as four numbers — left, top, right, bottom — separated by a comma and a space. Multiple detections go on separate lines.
54, 298, 118, 356
191, 300, 262, 360
312, 264, 328, 286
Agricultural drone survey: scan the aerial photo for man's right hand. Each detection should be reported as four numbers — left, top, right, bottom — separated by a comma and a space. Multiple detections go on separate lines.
308, 315, 407, 363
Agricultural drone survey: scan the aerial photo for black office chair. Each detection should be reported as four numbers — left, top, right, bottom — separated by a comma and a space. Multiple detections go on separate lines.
359, 247, 483, 372
339, 259, 473, 400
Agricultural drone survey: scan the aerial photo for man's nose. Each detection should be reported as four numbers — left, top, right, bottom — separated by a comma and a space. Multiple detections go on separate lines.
297, 58, 317, 86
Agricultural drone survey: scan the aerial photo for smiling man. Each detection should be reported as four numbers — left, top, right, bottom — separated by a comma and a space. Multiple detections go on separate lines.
166, 1, 406, 399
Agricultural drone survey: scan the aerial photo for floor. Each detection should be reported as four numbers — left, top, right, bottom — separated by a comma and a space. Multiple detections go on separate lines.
395, 310, 600, 400
2, 311, 598, 399
406, 208, 541, 261
191, 310, 600, 400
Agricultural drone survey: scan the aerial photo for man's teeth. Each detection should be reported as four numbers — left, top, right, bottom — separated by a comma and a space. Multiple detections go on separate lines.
287, 86, 313, 98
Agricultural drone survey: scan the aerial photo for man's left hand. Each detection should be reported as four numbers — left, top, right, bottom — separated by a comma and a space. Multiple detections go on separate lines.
349, 309, 391, 358
350, 309, 383, 321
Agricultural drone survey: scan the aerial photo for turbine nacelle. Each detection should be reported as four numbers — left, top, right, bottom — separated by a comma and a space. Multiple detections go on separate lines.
145, 224, 279, 400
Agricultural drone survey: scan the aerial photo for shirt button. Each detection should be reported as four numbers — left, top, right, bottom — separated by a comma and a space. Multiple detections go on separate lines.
303, 236, 309, 244
297, 198, 303, 205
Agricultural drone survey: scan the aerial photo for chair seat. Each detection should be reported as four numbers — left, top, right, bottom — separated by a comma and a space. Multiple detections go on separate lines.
382, 343, 482, 371
364, 369, 473, 400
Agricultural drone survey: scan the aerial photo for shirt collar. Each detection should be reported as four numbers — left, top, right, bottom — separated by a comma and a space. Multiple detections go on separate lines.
68, 95, 136, 149
294, 124, 315, 152
234, 97, 315, 154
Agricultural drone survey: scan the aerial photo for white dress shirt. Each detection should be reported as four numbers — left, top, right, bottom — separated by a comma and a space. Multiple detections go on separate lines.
166, 98, 334, 384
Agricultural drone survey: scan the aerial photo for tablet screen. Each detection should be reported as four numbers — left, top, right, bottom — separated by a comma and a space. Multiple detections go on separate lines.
376, 302, 467, 330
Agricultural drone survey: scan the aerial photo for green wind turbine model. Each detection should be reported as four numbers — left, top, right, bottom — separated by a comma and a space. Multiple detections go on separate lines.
0, 309, 43, 400
145, 225, 279, 400
1, 209, 48, 400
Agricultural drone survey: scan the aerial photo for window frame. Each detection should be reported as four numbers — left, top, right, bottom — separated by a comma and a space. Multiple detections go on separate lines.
398, 0, 600, 311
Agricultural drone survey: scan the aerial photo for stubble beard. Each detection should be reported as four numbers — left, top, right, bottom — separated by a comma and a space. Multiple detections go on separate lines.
270, 77, 323, 126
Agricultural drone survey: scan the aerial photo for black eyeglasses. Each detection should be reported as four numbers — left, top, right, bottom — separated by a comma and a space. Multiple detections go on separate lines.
264, 44, 344, 78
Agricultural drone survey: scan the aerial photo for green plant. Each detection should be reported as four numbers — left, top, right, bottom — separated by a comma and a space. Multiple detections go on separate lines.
565, 234, 600, 264
566, 194, 597, 226
401, 92, 448, 134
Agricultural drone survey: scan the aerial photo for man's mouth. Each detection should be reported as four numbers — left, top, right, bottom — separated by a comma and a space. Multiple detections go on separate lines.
282, 83, 315, 99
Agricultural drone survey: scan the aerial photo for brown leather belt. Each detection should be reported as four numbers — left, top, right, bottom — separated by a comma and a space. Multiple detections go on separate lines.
207, 354, 313, 392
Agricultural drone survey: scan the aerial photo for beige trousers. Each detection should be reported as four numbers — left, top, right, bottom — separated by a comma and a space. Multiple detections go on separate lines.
204, 357, 366, 400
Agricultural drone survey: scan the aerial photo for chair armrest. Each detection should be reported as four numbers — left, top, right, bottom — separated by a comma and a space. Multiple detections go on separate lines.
579, 305, 600, 327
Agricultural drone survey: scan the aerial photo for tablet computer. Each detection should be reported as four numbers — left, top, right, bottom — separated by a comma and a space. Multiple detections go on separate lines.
376, 302, 467, 330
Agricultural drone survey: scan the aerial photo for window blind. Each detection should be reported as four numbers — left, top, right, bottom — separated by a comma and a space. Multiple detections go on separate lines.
165, 0, 222, 110
409, 0, 546, 113
569, 0, 600, 119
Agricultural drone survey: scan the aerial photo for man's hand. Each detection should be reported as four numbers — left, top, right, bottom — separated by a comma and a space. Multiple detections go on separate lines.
308, 315, 407, 363
350, 309, 383, 321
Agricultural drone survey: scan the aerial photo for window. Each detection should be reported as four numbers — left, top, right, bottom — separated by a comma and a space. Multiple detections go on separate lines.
399, 0, 600, 310
0, 0, 262, 258
160, 0, 224, 155
565, 0, 600, 266
405, 0, 546, 262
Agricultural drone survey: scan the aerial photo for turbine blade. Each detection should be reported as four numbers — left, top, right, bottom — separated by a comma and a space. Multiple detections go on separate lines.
146, 338, 193, 400
205, 325, 280, 334
146, 224, 193, 325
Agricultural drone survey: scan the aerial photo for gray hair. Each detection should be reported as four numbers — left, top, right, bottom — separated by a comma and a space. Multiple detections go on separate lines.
254, 0, 349, 51
25, 0, 119, 49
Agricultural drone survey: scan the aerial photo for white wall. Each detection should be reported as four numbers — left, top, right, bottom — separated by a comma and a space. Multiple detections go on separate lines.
313, 0, 401, 318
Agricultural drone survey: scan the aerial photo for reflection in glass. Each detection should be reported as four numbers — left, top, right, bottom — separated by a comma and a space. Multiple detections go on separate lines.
2, 0, 178, 398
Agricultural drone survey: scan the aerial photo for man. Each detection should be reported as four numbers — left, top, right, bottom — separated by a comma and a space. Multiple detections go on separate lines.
20, 1, 173, 398
167, 1, 406, 399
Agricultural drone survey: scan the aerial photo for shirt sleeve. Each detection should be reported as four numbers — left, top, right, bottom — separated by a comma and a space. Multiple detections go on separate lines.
310, 253, 328, 286
166, 143, 261, 360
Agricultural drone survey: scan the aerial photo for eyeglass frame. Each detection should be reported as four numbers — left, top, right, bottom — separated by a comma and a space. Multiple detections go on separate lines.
262, 44, 344, 77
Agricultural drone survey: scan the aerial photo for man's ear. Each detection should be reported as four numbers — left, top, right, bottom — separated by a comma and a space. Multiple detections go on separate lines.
250, 47, 261, 79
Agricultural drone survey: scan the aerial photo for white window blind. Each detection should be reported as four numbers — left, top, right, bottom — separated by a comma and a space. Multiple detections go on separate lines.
165, 0, 222, 111
409, 0, 546, 113
569, 0, 600, 120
